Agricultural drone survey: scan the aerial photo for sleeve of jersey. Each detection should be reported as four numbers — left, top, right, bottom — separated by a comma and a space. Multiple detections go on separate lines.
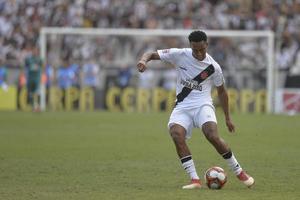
213, 64, 225, 87
157, 48, 180, 65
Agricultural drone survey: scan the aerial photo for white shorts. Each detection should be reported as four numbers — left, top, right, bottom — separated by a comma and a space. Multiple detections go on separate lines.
168, 105, 217, 139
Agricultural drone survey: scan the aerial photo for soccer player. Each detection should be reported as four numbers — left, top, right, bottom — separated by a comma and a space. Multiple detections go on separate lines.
24, 46, 43, 112
137, 30, 254, 189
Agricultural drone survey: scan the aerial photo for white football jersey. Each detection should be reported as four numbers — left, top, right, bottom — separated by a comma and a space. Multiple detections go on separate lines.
157, 48, 224, 108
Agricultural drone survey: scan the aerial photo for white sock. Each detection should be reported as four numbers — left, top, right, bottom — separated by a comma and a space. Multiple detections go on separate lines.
222, 151, 243, 175
181, 155, 199, 180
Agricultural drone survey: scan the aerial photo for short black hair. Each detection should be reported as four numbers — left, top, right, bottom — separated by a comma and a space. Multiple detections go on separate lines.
188, 30, 207, 42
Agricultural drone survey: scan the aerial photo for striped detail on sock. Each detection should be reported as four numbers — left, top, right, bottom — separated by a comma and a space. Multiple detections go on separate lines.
180, 155, 192, 164
223, 151, 243, 175
180, 155, 199, 180
222, 151, 232, 159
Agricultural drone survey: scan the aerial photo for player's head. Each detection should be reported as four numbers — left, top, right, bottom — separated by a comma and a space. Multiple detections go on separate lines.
188, 30, 208, 61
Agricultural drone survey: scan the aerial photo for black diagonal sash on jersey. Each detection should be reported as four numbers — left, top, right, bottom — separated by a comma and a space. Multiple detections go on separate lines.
175, 64, 215, 106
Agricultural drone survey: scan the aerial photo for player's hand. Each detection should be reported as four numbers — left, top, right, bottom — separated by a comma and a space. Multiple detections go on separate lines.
137, 60, 147, 72
226, 118, 235, 133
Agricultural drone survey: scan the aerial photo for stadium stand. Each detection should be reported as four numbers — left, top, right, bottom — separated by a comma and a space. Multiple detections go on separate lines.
0, 0, 299, 88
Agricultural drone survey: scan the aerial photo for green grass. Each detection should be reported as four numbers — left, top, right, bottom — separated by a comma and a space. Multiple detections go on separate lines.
0, 111, 299, 200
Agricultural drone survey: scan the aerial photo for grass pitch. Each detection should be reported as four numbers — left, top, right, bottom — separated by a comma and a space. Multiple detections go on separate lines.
0, 111, 299, 200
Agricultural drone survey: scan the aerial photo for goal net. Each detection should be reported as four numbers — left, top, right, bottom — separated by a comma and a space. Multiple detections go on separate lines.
39, 28, 275, 113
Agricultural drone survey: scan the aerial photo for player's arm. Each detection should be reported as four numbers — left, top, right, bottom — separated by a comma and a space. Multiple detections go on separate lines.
137, 52, 161, 72
216, 84, 235, 133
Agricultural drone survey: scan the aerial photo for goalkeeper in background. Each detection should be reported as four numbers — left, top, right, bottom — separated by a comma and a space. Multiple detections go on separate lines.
24, 46, 43, 112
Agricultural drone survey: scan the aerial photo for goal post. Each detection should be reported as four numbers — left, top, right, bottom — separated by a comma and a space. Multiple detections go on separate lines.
39, 27, 275, 113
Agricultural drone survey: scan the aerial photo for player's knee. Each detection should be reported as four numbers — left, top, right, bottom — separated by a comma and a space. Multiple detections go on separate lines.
169, 129, 184, 142
170, 130, 180, 140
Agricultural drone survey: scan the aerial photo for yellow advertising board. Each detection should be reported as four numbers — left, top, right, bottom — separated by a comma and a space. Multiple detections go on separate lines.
0, 86, 17, 110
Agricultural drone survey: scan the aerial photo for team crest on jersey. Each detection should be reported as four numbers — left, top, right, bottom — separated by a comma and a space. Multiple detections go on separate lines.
200, 71, 208, 79
162, 49, 170, 53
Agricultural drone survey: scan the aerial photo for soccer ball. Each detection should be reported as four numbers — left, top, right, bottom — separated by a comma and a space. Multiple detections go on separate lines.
204, 166, 227, 189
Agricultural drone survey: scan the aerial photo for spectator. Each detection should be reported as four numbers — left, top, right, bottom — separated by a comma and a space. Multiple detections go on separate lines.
82, 58, 100, 89
0, 0, 299, 91
56, 60, 74, 90
0, 58, 8, 91
118, 65, 132, 89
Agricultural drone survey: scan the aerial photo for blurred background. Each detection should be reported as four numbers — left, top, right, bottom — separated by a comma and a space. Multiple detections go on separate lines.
0, 0, 299, 114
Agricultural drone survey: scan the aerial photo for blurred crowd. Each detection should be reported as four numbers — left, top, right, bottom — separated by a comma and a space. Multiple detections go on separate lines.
0, 0, 300, 90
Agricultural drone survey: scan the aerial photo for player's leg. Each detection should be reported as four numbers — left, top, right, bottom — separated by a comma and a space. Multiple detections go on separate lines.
202, 121, 241, 172
169, 124, 191, 158
169, 124, 201, 189
27, 81, 34, 107
32, 80, 40, 112
197, 106, 254, 187
202, 122, 254, 187
168, 108, 201, 189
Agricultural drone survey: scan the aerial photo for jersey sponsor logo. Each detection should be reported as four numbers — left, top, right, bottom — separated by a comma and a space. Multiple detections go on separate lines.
180, 79, 202, 91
